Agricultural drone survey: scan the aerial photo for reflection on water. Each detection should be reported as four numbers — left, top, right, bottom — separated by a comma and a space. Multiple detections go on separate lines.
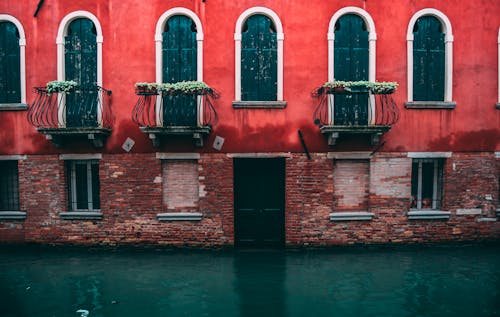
0, 245, 499, 317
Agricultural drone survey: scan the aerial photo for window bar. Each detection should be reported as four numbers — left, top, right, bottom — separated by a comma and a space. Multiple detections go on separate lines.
86, 161, 93, 210
70, 162, 78, 211
432, 160, 438, 210
417, 160, 423, 209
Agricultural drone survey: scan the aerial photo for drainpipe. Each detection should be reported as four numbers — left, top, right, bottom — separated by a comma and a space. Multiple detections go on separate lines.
34, 0, 45, 17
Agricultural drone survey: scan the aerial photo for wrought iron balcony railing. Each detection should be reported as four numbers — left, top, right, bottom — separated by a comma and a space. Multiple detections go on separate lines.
132, 88, 218, 147
132, 89, 218, 128
27, 85, 113, 148
28, 85, 112, 129
312, 87, 400, 146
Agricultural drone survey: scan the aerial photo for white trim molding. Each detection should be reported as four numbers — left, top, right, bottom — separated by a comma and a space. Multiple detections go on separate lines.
498, 27, 500, 105
0, 14, 27, 104
407, 8, 454, 103
59, 153, 102, 160
234, 7, 284, 101
155, 8, 204, 126
327, 7, 376, 124
56, 11, 104, 127
407, 152, 452, 158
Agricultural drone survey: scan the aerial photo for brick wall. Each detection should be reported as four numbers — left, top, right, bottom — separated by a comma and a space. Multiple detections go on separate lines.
0, 152, 498, 247
333, 160, 369, 211
163, 160, 199, 210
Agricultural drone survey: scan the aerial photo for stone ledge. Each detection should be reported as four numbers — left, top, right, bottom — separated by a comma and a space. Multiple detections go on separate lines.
408, 210, 451, 220
60, 212, 103, 220
157, 212, 203, 221
476, 217, 497, 222
329, 211, 374, 221
456, 208, 482, 215
404, 101, 456, 109
0, 211, 27, 220
0, 103, 28, 111
232, 101, 287, 109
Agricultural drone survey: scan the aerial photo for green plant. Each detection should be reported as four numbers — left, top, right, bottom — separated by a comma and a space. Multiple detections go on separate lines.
316, 80, 398, 95
369, 81, 398, 94
135, 81, 213, 95
46, 80, 78, 94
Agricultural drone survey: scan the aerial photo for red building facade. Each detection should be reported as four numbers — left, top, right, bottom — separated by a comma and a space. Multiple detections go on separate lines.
0, 0, 499, 246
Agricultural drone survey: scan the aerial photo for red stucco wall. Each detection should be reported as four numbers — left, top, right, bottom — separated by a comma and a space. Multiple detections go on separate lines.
1, 0, 499, 155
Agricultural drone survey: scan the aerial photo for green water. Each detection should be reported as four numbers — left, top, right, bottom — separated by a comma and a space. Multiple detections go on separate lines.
0, 244, 499, 317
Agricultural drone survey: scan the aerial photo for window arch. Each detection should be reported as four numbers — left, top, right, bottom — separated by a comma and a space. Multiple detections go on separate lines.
234, 7, 284, 102
497, 27, 500, 108
328, 7, 376, 83
0, 14, 26, 106
57, 11, 103, 87
327, 7, 376, 125
155, 8, 203, 84
56, 11, 103, 127
407, 9, 453, 104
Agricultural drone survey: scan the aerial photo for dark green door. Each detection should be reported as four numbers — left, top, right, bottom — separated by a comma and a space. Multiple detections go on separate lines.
241, 14, 277, 101
162, 15, 197, 127
234, 158, 285, 248
413, 16, 445, 101
334, 14, 369, 125
64, 18, 98, 127
0, 22, 21, 103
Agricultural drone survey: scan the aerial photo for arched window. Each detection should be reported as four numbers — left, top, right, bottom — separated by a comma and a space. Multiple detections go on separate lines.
57, 11, 103, 127
162, 15, 197, 83
406, 9, 454, 107
0, 14, 26, 107
234, 7, 284, 104
155, 8, 203, 84
328, 7, 376, 125
155, 8, 203, 126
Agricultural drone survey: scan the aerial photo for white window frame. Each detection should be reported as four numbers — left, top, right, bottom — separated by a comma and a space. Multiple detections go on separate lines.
56, 11, 104, 127
155, 8, 204, 126
406, 8, 453, 103
0, 14, 26, 105
497, 27, 500, 106
67, 160, 100, 212
327, 7, 376, 125
234, 7, 284, 101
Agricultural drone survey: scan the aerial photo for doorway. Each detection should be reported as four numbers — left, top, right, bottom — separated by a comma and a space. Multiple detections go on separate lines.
234, 158, 285, 248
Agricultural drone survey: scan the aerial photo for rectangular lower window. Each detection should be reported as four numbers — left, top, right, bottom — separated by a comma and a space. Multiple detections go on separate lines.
67, 160, 100, 211
411, 158, 444, 210
0, 161, 20, 211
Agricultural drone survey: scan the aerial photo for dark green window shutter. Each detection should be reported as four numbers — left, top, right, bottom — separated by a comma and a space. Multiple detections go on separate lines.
413, 16, 445, 101
333, 14, 369, 125
162, 15, 197, 83
0, 22, 21, 103
241, 14, 277, 101
162, 15, 198, 127
64, 18, 98, 127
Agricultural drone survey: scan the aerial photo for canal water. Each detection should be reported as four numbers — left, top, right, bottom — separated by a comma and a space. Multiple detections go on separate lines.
0, 244, 499, 317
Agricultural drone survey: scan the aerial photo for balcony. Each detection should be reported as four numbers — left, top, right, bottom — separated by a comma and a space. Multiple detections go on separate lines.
132, 82, 218, 147
313, 81, 400, 146
27, 83, 112, 148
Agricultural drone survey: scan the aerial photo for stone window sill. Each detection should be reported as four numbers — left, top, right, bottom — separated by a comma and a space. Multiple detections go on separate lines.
405, 101, 456, 109
0, 211, 27, 220
408, 210, 450, 220
329, 211, 374, 221
60, 211, 103, 220
0, 103, 28, 111
232, 101, 287, 109
157, 212, 202, 221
